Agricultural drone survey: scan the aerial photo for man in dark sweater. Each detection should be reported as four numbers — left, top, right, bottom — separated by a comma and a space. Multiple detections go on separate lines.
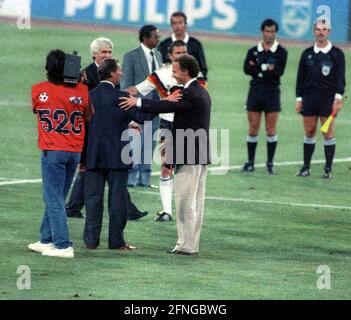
120, 55, 211, 255
295, 18, 345, 179
242, 19, 288, 175
158, 11, 208, 80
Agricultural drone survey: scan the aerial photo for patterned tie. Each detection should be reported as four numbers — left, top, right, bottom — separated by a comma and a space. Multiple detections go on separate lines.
150, 51, 156, 73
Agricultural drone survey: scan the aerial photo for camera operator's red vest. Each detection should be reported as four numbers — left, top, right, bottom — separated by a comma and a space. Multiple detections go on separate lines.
32, 82, 89, 152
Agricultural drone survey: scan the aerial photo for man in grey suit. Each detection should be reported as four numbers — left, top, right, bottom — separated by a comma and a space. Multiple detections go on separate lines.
121, 25, 162, 187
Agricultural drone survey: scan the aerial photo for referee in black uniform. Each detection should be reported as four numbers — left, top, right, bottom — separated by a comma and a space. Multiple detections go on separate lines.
295, 18, 345, 179
242, 19, 288, 174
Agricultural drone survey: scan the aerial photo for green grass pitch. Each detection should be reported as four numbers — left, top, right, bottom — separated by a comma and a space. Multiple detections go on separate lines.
0, 22, 350, 300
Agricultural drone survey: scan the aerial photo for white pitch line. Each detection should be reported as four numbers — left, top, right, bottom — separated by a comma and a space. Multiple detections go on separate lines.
0, 179, 41, 186
1, 157, 351, 186
127, 190, 351, 211
1, 177, 350, 210
205, 196, 351, 210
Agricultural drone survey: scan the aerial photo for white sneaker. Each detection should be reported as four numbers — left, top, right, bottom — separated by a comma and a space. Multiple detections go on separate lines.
42, 246, 74, 258
28, 241, 54, 253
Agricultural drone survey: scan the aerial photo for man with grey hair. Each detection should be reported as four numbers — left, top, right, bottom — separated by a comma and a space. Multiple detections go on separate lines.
85, 37, 114, 90
65, 37, 148, 221
295, 17, 345, 179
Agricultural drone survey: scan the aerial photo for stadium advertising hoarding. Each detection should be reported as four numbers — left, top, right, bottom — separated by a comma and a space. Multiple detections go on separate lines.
3, 0, 349, 42
0, 0, 30, 17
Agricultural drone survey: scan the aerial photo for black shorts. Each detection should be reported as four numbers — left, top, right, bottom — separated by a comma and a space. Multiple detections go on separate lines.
246, 87, 281, 113
301, 93, 334, 117
159, 119, 173, 142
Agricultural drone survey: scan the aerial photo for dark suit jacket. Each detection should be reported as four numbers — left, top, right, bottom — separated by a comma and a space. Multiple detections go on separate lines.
84, 63, 99, 91
85, 82, 155, 170
84, 62, 121, 91
158, 37, 208, 80
141, 81, 211, 165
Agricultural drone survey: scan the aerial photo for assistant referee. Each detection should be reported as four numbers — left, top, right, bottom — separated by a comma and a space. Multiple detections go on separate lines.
295, 18, 345, 179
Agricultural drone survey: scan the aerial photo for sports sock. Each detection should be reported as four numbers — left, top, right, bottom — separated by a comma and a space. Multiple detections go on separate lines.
324, 138, 336, 171
303, 136, 316, 168
247, 136, 258, 163
159, 175, 173, 215
266, 134, 278, 164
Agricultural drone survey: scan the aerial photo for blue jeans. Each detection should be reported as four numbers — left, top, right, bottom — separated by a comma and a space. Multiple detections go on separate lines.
128, 117, 159, 186
40, 150, 80, 249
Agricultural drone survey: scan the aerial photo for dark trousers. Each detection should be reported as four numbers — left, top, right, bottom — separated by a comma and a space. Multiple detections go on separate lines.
66, 170, 141, 218
83, 169, 128, 249
65, 171, 85, 215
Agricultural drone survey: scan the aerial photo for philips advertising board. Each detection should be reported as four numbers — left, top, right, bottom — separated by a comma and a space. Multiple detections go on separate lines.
30, 0, 349, 42
0, 0, 30, 18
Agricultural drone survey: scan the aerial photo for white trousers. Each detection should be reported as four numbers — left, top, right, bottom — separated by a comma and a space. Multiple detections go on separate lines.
174, 165, 208, 253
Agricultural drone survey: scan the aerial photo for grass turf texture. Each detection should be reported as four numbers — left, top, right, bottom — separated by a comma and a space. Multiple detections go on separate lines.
0, 22, 351, 299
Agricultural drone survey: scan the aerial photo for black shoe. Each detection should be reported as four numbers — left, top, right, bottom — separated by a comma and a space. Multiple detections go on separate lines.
154, 212, 172, 221
128, 211, 148, 221
296, 166, 310, 177
266, 162, 275, 175
66, 210, 85, 218
241, 162, 254, 172
321, 168, 332, 179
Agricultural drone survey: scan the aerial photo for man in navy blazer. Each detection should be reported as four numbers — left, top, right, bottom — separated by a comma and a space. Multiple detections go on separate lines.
83, 59, 156, 250
65, 38, 113, 219
66, 38, 147, 221
120, 55, 211, 255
